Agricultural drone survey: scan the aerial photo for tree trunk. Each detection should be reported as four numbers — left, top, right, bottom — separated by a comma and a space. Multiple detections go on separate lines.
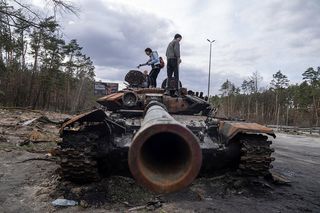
277, 104, 280, 130
255, 100, 258, 121
73, 78, 84, 113
261, 104, 264, 121
247, 97, 251, 121
275, 93, 278, 125
286, 105, 289, 126
313, 95, 319, 126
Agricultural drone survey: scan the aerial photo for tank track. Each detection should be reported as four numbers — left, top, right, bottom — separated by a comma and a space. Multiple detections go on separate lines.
238, 134, 275, 177
57, 128, 103, 183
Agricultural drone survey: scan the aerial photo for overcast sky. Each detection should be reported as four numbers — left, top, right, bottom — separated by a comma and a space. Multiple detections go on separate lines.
34, 0, 320, 95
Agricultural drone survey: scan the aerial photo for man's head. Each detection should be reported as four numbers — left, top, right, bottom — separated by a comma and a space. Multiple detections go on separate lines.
143, 70, 148, 75
145, 47, 152, 56
174, 33, 182, 42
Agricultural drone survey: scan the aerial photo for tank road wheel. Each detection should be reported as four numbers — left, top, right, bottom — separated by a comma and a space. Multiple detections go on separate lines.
238, 134, 275, 177
58, 125, 110, 183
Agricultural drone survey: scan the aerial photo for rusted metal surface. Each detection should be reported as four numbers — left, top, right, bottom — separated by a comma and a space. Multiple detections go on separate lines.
219, 121, 276, 143
57, 69, 277, 193
162, 95, 210, 114
238, 134, 274, 176
94, 73, 210, 115
58, 147, 99, 182
125, 70, 146, 86
96, 88, 210, 115
162, 96, 189, 113
60, 109, 106, 134
135, 88, 165, 94
218, 122, 276, 176
122, 91, 138, 107
97, 92, 124, 101
58, 125, 110, 182
128, 102, 202, 193
96, 92, 123, 107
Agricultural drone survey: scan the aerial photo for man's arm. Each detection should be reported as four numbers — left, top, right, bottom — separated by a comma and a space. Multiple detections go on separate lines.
138, 59, 151, 68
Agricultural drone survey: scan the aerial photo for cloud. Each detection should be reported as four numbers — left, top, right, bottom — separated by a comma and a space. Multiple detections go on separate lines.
62, 0, 173, 69
57, 0, 320, 95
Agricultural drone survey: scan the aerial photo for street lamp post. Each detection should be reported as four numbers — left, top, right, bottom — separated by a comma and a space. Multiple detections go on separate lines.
207, 39, 215, 99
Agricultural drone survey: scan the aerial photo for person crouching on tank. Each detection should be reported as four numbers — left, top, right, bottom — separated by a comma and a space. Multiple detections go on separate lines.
141, 70, 151, 88
137, 48, 161, 88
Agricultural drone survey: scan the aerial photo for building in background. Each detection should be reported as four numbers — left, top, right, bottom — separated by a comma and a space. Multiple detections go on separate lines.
94, 82, 119, 96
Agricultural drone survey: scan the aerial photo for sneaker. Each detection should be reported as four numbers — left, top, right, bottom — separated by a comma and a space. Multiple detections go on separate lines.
173, 91, 179, 97
164, 90, 170, 96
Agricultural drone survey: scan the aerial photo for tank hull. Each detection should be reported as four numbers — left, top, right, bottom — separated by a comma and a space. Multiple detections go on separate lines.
58, 108, 275, 192
57, 70, 275, 193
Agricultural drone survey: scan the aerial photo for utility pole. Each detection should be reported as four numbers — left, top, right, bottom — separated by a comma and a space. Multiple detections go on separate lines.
207, 39, 215, 99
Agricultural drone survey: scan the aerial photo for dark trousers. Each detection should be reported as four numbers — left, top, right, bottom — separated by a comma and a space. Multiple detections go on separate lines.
166, 58, 179, 89
149, 66, 160, 87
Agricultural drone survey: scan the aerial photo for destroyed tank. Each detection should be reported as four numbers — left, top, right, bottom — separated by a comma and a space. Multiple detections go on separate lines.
57, 70, 276, 193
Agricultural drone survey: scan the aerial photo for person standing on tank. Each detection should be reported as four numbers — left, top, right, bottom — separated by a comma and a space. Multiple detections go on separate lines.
137, 48, 161, 88
165, 33, 182, 96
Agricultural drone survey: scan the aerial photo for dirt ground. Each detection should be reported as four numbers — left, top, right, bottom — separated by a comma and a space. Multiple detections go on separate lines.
0, 108, 320, 213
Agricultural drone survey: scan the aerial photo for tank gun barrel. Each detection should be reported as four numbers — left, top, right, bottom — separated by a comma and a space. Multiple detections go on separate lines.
128, 101, 202, 193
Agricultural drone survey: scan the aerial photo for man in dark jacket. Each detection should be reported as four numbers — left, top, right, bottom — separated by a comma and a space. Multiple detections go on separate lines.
165, 33, 182, 96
